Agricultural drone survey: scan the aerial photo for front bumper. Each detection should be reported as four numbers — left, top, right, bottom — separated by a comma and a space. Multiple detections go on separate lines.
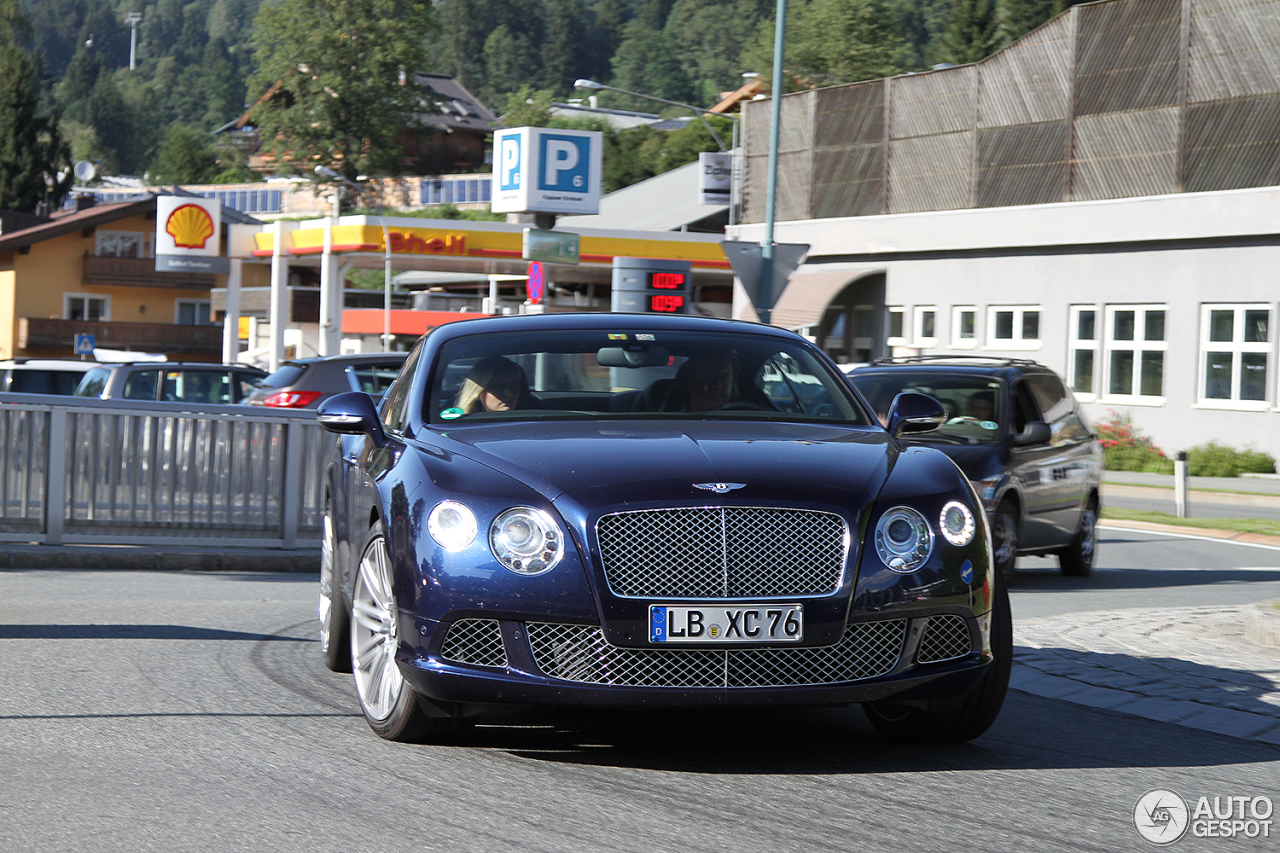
394, 608, 991, 710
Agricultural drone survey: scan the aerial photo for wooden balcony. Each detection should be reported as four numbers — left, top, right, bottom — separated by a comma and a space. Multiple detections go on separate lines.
83, 255, 217, 290
18, 317, 224, 358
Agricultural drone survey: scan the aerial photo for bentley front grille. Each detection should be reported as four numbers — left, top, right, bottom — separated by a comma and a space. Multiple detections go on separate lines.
915, 614, 973, 664
525, 620, 906, 688
439, 619, 508, 669
595, 506, 848, 599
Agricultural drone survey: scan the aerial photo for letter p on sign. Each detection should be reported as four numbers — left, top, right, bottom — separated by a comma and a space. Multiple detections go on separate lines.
539, 134, 589, 191
499, 136, 522, 191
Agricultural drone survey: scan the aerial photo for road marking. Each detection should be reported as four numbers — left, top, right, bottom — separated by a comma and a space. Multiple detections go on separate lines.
1099, 523, 1280, 552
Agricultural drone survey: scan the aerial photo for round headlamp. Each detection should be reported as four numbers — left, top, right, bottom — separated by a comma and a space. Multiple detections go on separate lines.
875, 506, 933, 573
490, 507, 564, 575
427, 500, 477, 551
939, 500, 977, 546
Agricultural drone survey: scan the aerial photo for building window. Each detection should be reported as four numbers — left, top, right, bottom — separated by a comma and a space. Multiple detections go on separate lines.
987, 306, 1041, 349
1200, 304, 1271, 407
95, 230, 148, 258
64, 293, 109, 322
951, 306, 976, 349
176, 300, 213, 325
1068, 306, 1097, 400
887, 307, 906, 347
914, 306, 936, 347
1103, 305, 1165, 403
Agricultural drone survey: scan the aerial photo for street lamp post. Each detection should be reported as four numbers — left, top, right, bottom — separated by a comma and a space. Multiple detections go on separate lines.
573, 79, 732, 153
759, 0, 790, 327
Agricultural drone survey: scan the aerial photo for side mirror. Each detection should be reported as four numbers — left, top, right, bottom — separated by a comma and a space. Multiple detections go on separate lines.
886, 392, 946, 437
1012, 420, 1052, 446
317, 391, 385, 442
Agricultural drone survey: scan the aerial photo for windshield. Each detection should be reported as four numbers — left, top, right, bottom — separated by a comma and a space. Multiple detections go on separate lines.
850, 371, 1005, 441
427, 329, 869, 426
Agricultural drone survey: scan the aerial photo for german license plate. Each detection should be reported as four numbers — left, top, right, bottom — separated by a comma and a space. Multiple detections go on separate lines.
649, 604, 803, 643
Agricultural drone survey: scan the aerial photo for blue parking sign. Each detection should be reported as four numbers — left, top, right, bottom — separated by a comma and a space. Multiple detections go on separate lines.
538, 134, 591, 192
498, 134, 522, 191
491, 127, 602, 215
73, 334, 95, 355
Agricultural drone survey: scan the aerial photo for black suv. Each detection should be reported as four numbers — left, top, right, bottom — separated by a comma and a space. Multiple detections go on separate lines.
849, 356, 1103, 580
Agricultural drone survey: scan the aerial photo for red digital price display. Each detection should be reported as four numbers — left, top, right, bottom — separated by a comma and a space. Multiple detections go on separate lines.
649, 272, 686, 290
649, 294, 685, 313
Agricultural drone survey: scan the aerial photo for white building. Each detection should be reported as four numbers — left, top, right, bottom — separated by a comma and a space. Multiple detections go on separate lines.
728, 0, 1280, 460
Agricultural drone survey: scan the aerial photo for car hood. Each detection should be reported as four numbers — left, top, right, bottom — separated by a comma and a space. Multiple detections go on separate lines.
897, 437, 999, 480
428, 420, 894, 509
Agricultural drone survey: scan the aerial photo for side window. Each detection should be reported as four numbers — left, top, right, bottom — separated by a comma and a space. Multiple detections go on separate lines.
233, 372, 261, 402
382, 345, 423, 432
1026, 373, 1071, 423
75, 367, 111, 397
123, 370, 161, 400
1010, 380, 1040, 435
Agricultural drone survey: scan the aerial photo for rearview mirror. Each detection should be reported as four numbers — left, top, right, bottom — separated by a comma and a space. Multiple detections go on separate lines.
596, 346, 670, 368
1012, 421, 1052, 446
887, 392, 946, 437
317, 391, 386, 442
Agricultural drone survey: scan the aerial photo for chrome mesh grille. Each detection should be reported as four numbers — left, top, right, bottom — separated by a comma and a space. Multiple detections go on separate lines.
595, 507, 848, 599
915, 615, 973, 663
439, 619, 507, 668
525, 620, 906, 688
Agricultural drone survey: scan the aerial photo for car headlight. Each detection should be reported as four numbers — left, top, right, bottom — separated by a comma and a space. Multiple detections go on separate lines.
875, 506, 933, 572
490, 507, 564, 575
427, 500, 478, 551
939, 500, 976, 546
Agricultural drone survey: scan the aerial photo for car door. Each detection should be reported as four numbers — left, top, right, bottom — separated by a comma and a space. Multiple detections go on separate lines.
1026, 372, 1095, 544
1007, 378, 1061, 549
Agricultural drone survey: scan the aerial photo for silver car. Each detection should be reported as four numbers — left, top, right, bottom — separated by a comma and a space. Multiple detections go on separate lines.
242, 353, 408, 409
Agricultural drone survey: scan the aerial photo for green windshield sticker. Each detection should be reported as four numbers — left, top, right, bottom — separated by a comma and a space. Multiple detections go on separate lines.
440, 407, 465, 420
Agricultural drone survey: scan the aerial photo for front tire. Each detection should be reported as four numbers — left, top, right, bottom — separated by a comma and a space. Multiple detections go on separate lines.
992, 501, 1019, 583
350, 520, 466, 743
319, 503, 351, 673
1058, 497, 1098, 577
862, 575, 1013, 744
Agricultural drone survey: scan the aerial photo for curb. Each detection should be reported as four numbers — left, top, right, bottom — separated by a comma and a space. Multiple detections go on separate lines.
0, 544, 321, 573
1244, 599, 1280, 650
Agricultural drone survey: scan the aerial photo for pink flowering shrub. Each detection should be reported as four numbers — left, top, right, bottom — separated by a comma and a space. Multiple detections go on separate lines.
1094, 411, 1175, 473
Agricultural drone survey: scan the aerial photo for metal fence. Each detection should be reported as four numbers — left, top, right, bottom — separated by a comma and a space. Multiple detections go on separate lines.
0, 395, 331, 549
742, 0, 1280, 221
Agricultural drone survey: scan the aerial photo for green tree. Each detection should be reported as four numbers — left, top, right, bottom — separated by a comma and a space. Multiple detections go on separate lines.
936, 0, 998, 65
666, 0, 771, 104
500, 86, 557, 128
0, 1, 70, 212
741, 0, 907, 91
150, 124, 218, 184
608, 19, 695, 107
248, 0, 438, 181
996, 0, 1063, 46
482, 25, 538, 106
543, 0, 588, 96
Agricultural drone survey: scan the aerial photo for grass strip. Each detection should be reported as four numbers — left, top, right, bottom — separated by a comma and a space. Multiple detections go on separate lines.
1102, 507, 1280, 538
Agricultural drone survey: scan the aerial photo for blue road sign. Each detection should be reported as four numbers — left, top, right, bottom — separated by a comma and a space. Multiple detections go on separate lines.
538, 134, 591, 192
73, 334, 96, 355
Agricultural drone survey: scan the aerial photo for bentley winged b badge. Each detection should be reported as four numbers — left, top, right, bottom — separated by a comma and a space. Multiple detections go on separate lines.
693, 482, 746, 494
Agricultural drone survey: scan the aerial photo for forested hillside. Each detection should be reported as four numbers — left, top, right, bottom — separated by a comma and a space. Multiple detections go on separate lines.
3, 0, 1072, 206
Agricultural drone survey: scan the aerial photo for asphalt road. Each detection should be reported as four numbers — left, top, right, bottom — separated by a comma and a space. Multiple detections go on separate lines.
2, 533, 1278, 853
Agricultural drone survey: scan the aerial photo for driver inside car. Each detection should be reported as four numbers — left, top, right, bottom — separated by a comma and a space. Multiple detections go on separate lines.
665, 351, 738, 412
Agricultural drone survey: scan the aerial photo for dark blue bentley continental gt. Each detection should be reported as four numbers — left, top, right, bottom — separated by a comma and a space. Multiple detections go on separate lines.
316, 313, 1010, 744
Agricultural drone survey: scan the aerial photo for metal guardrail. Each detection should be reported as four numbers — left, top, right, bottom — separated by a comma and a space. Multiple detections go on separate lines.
0, 394, 331, 549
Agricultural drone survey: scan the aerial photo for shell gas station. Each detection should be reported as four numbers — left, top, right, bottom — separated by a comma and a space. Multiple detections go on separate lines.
221, 127, 737, 368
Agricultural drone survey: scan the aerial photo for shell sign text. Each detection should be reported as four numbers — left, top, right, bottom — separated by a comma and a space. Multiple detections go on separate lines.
387, 231, 466, 255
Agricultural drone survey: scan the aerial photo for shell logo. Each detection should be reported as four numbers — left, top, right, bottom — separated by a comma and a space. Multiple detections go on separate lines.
165, 203, 215, 250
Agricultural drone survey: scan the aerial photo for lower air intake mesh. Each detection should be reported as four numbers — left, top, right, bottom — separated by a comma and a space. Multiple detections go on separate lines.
525, 620, 907, 688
